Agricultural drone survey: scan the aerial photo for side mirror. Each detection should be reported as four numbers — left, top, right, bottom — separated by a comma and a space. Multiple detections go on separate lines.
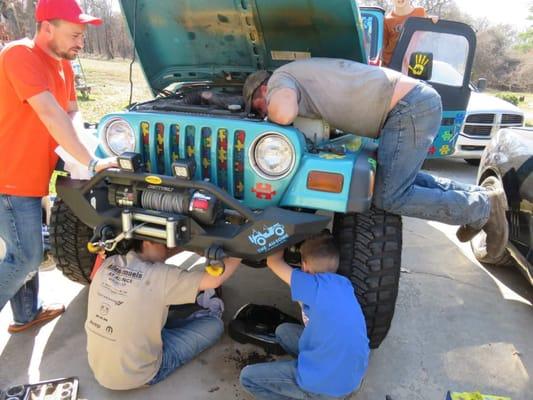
407, 52, 433, 81
477, 78, 487, 92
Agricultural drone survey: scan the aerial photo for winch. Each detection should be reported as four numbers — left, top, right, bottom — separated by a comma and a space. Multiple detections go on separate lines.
85, 183, 221, 253
109, 184, 220, 226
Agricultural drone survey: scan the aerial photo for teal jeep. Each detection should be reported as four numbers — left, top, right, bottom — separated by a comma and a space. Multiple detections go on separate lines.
50, 0, 476, 348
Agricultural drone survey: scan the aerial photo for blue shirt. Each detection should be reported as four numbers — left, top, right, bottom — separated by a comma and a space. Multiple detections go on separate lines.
291, 269, 369, 396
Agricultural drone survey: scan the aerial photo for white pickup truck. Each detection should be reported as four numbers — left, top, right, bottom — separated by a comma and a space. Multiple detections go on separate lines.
452, 90, 524, 165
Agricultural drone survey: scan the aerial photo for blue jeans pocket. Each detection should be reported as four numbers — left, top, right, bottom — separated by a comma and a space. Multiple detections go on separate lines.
0, 195, 13, 211
410, 105, 441, 150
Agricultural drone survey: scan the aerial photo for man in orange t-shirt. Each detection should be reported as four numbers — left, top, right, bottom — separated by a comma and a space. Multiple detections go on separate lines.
0, 0, 115, 334
383, 0, 437, 66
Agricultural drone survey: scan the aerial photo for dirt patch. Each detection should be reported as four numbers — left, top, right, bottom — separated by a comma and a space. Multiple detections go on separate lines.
226, 348, 276, 370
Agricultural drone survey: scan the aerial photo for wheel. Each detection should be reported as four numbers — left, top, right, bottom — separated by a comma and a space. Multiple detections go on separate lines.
465, 158, 480, 166
470, 176, 513, 266
49, 199, 96, 284
333, 208, 402, 349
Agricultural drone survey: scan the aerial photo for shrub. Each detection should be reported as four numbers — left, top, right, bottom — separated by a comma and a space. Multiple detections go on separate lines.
495, 93, 521, 106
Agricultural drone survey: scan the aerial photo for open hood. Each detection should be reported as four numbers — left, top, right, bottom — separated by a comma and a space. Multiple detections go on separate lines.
120, 0, 367, 92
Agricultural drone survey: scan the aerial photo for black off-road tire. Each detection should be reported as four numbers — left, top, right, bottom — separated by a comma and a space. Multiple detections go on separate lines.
333, 208, 402, 349
50, 199, 95, 284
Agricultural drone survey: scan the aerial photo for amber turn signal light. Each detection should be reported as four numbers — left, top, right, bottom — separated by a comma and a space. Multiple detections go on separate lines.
307, 171, 344, 193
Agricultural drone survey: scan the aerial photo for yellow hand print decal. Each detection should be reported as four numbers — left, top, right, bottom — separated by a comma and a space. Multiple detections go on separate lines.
408, 53, 430, 77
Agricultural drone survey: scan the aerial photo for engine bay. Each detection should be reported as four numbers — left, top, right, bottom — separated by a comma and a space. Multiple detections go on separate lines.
129, 83, 332, 145
130, 84, 250, 118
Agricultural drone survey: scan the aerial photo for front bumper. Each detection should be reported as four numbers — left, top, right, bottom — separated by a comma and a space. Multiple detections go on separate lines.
451, 134, 489, 159
56, 170, 330, 261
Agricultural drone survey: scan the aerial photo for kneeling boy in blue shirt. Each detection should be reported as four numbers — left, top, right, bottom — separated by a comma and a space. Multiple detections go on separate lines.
240, 233, 369, 399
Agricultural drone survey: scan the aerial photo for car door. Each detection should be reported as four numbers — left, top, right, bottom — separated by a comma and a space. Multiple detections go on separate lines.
389, 17, 476, 158
360, 7, 385, 65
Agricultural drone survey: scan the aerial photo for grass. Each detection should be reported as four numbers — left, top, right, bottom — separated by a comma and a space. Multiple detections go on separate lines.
76, 57, 152, 123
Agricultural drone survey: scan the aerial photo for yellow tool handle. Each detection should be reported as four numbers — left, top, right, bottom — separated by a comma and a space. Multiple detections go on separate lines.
205, 264, 225, 277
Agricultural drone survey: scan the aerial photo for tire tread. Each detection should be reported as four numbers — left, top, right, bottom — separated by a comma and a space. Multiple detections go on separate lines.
50, 199, 94, 284
333, 208, 402, 348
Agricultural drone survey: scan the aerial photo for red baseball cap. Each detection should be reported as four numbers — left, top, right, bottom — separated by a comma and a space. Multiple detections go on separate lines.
36, 0, 103, 26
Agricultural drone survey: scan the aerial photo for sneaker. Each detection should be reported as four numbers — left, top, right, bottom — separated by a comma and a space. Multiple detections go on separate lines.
8, 304, 65, 334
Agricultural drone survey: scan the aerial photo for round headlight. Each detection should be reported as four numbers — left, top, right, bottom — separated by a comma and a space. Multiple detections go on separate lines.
103, 119, 136, 156
251, 134, 295, 179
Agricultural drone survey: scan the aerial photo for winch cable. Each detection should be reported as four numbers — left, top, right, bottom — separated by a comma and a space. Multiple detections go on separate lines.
141, 190, 189, 214
127, 0, 138, 108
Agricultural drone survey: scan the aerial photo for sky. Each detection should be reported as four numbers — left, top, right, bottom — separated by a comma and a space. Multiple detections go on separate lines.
454, 0, 531, 30
110, 0, 532, 31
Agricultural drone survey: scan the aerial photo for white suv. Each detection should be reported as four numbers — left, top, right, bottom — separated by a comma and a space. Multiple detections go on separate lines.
452, 91, 524, 165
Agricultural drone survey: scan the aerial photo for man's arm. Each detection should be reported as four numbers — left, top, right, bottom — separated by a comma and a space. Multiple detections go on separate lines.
67, 100, 88, 137
198, 257, 241, 291
266, 250, 293, 286
267, 88, 299, 125
28, 92, 116, 172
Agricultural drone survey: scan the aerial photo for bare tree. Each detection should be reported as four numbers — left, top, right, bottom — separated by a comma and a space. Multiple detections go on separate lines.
78, 0, 134, 59
0, 0, 23, 38
508, 52, 533, 91
361, 0, 390, 8
416, 0, 453, 16
361, 0, 457, 16
24, 0, 35, 37
472, 24, 521, 89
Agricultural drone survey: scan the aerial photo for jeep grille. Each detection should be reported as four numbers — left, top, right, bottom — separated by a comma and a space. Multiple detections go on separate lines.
139, 121, 246, 199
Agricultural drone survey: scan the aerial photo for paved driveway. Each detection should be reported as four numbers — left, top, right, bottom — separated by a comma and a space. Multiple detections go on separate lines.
1, 159, 531, 400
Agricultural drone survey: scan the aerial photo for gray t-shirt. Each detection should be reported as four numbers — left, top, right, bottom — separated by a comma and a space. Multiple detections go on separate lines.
267, 58, 401, 138
85, 251, 204, 390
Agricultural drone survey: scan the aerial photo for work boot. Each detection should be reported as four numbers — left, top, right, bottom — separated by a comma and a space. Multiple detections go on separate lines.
482, 188, 509, 258
456, 186, 508, 244
456, 223, 481, 243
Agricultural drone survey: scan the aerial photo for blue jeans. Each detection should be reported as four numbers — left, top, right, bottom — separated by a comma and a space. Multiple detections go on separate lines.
240, 323, 347, 400
148, 315, 224, 385
0, 195, 43, 324
373, 83, 490, 228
